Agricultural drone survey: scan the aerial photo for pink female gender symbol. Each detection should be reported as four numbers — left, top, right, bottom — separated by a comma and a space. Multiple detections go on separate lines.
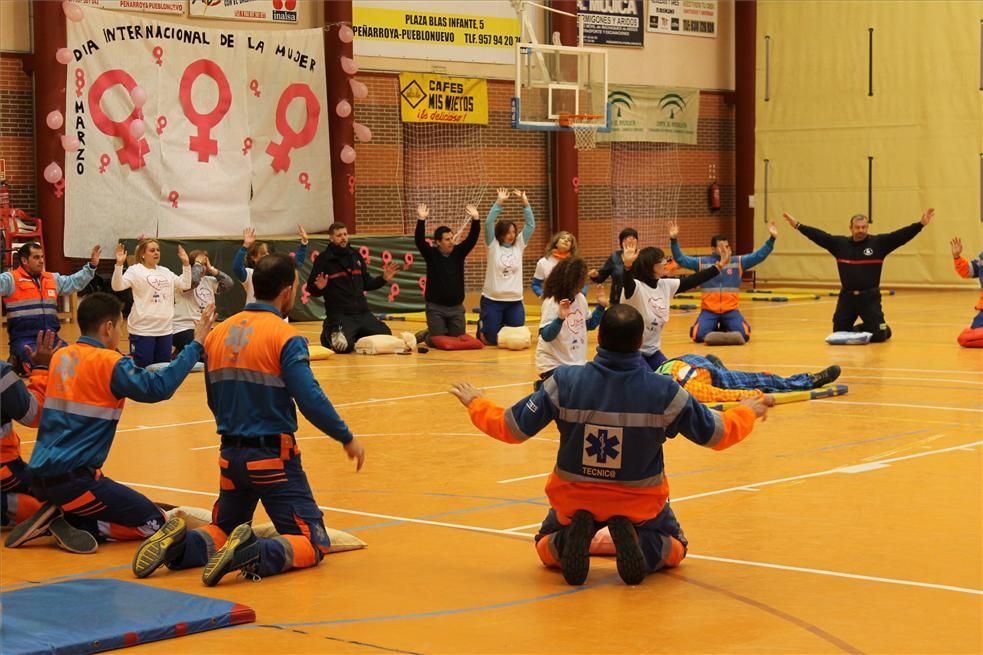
98, 153, 111, 173
156, 116, 167, 135
265, 83, 320, 172
53, 179, 66, 198
168, 191, 179, 208
571, 176, 580, 194
75, 69, 85, 98
347, 174, 356, 194
180, 59, 232, 163
387, 283, 400, 302
249, 80, 261, 97
381, 250, 392, 266
88, 70, 149, 171
418, 276, 427, 293
298, 172, 310, 190
403, 252, 413, 270
242, 137, 253, 155
358, 245, 370, 265
152, 46, 164, 65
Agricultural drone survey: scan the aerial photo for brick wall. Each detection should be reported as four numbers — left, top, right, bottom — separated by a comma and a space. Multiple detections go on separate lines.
353, 75, 735, 291
0, 54, 36, 215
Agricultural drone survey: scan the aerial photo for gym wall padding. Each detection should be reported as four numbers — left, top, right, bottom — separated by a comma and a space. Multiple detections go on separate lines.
752, 1, 983, 288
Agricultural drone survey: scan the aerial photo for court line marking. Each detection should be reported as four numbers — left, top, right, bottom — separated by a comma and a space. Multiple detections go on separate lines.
840, 375, 983, 386
812, 399, 983, 413
723, 363, 982, 375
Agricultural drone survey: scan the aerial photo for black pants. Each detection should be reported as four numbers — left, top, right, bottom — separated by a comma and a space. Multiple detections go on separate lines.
832, 291, 892, 342
320, 312, 392, 353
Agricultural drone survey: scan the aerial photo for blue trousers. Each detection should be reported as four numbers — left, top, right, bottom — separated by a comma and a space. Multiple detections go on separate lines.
31, 469, 165, 541
478, 297, 525, 346
535, 501, 688, 573
10, 335, 68, 374
169, 445, 329, 578
677, 355, 815, 392
690, 309, 750, 342
129, 333, 173, 368
1, 458, 36, 527
640, 350, 668, 371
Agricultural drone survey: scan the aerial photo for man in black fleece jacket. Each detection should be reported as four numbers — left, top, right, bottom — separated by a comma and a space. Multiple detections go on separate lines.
783, 209, 934, 342
414, 203, 481, 345
306, 223, 399, 353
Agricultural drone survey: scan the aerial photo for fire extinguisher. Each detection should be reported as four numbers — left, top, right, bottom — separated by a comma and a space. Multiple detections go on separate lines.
708, 163, 720, 212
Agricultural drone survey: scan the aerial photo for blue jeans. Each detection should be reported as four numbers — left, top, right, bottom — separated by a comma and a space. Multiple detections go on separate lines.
478, 296, 525, 345
690, 309, 750, 342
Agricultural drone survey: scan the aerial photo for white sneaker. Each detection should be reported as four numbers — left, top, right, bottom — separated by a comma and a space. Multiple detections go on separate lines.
330, 330, 348, 352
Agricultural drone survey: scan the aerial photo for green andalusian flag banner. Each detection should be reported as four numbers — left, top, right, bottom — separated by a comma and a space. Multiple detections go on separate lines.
598, 85, 700, 144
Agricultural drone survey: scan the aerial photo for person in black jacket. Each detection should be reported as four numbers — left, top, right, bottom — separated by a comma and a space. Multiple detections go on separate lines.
306, 223, 398, 353
413, 203, 481, 346
783, 209, 934, 342
589, 227, 637, 307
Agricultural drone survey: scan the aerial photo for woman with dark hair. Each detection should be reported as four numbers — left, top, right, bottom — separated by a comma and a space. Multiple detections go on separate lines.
232, 224, 308, 307
621, 243, 729, 370
535, 257, 607, 384
477, 187, 536, 345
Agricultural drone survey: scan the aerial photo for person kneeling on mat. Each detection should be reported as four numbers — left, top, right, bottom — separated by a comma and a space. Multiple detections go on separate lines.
5, 293, 213, 554
656, 354, 841, 403
132, 253, 365, 587
449, 304, 773, 586
783, 208, 933, 343
951, 237, 983, 348
669, 219, 778, 345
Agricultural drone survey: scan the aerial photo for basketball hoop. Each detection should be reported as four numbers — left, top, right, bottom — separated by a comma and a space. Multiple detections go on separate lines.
559, 113, 603, 151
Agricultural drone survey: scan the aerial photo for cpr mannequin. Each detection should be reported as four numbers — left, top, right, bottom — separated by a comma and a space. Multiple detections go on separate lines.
354, 332, 418, 354
496, 325, 531, 350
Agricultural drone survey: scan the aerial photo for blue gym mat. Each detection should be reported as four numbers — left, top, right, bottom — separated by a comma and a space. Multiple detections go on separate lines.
1, 578, 255, 655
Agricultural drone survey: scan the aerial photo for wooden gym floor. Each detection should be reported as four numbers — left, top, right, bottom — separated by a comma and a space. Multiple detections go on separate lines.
1, 288, 980, 654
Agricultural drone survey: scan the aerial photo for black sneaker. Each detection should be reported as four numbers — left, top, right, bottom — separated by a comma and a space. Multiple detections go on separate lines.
809, 365, 841, 387
202, 523, 260, 587
559, 510, 594, 586
4, 502, 59, 548
50, 517, 98, 554
132, 516, 186, 578
608, 516, 647, 585
705, 354, 726, 369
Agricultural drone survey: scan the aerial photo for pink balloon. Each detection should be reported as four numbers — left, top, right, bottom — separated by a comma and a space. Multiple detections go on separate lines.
46, 110, 64, 130
130, 86, 148, 108
62, 1, 83, 21
353, 121, 373, 143
60, 134, 81, 152
335, 99, 352, 118
339, 25, 354, 44
349, 78, 368, 100
43, 162, 63, 184
340, 56, 358, 75
55, 48, 73, 65
129, 119, 146, 138
340, 145, 356, 165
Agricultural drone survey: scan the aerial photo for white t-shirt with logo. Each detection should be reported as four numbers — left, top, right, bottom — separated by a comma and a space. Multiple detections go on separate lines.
482, 233, 527, 302
242, 267, 256, 305
113, 263, 191, 337
173, 276, 220, 333
534, 255, 559, 284
622, 277, 681, 355
536, 293, 589, 373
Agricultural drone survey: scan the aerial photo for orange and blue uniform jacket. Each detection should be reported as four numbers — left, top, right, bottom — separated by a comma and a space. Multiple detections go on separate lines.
204, 303, 353, 442
1, 264, 96, 345
27, 336, 202, 477
670, 237, 775, 313
1, 361, 47, 463
954, 252, 983, 312
465, 348, 757, 524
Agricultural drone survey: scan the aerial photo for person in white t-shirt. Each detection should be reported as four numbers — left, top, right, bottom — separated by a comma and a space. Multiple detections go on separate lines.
621, 243, 729, 370
536, 257, 607, 386
531, 231, 578, 298
111, 239, 192, 367
232, 224, 309, 307
172, 250, 234, 357
478, 187, 535, 346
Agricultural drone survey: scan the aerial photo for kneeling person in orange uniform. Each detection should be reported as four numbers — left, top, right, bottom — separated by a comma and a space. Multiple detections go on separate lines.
951, 237, 983, 348
450, 304, 773, 585
133, 253, 365, 586
5, 294, 212, 553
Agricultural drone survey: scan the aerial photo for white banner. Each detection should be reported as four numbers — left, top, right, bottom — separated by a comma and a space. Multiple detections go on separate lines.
75, 0, 186, 16
647, 0, 717, 38
64, 5, 331, 258
188, 0, 300, 25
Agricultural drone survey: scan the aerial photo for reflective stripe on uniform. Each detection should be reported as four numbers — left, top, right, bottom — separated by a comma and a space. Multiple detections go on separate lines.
44, 397, 124, 421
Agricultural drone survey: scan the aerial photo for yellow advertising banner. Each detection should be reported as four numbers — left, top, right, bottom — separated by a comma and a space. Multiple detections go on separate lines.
399, 73, 488, 125
354, 6, 519, 49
